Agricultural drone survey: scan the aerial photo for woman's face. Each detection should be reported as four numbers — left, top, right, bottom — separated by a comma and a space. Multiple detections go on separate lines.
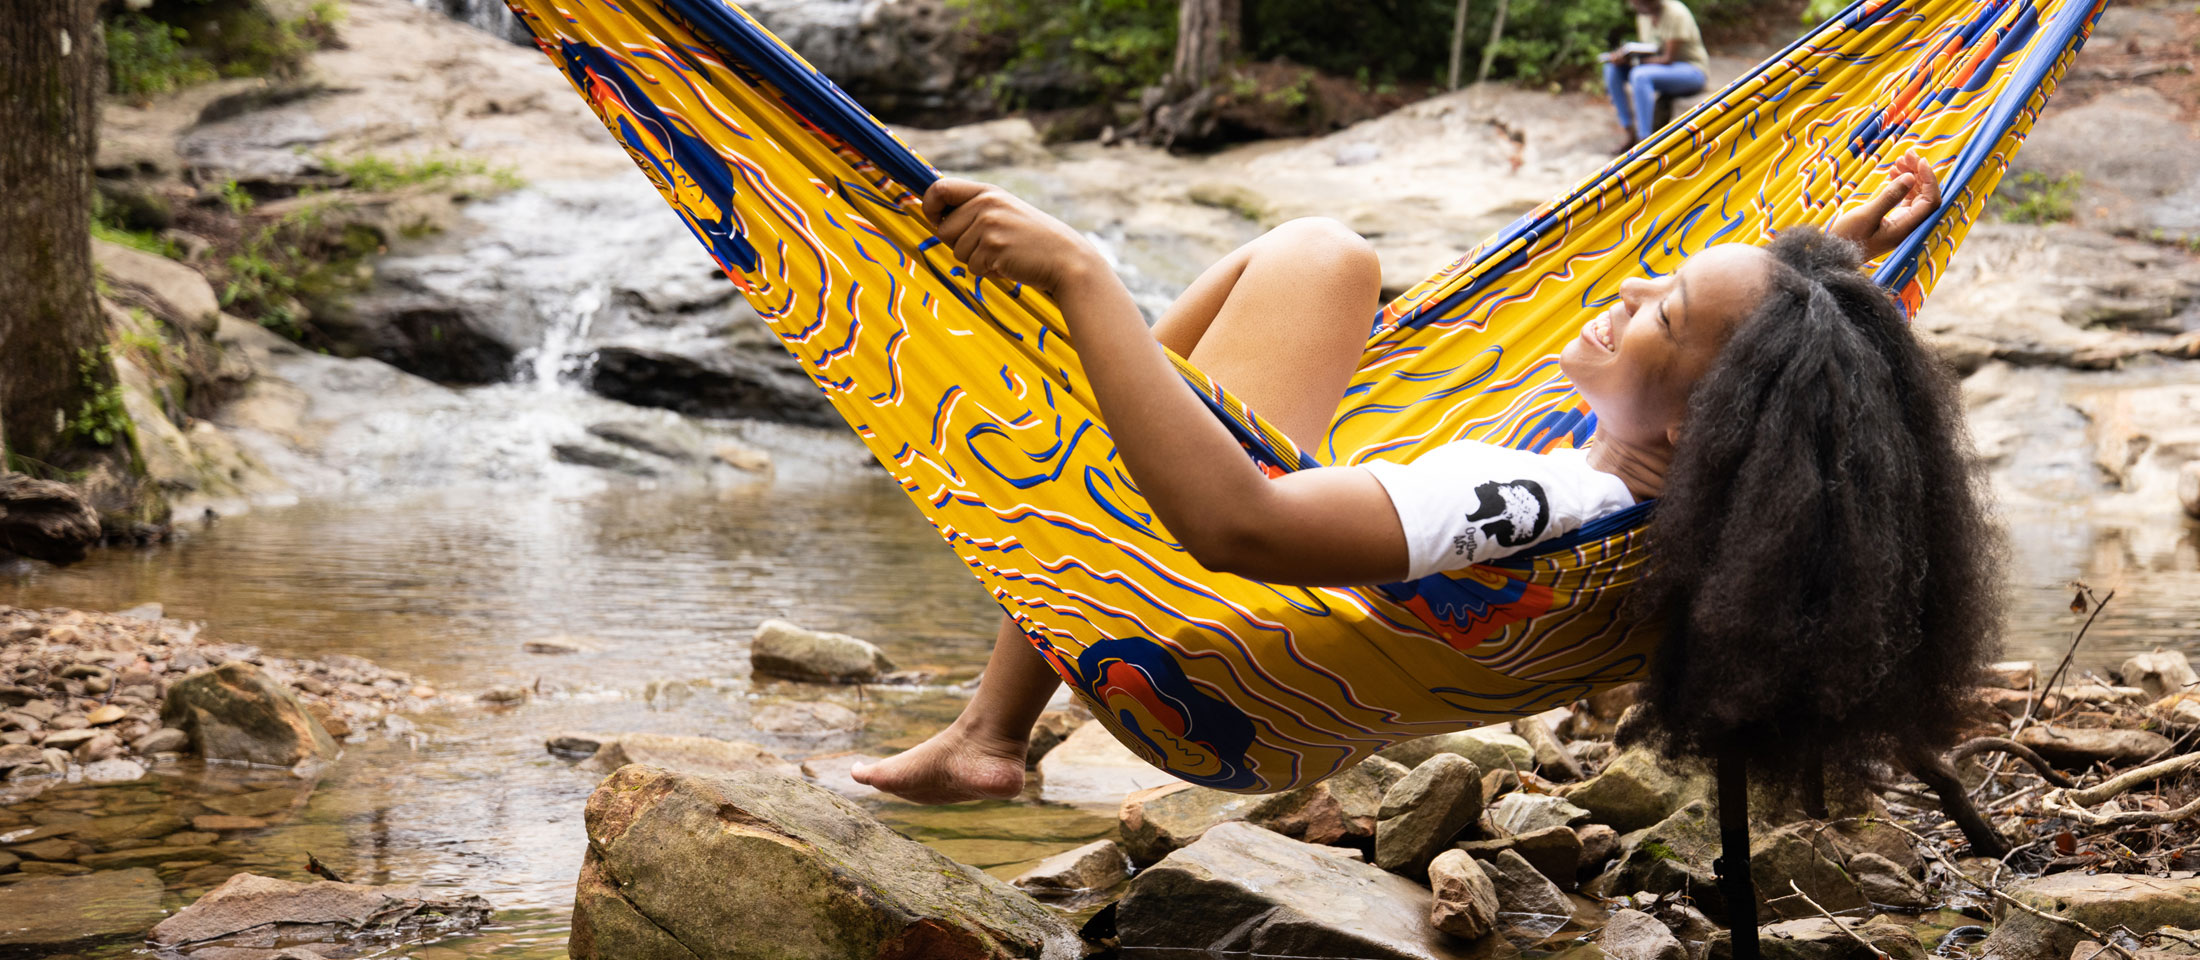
1560, 243, 1773, 449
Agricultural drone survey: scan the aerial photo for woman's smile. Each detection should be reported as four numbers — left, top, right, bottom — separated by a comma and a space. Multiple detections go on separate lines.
1581, 303, 1623, 352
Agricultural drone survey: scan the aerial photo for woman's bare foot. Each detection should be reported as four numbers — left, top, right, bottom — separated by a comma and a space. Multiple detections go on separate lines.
850, 721, 1029, 804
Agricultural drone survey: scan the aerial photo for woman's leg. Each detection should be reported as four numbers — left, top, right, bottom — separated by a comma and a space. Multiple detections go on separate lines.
853, 218, 1383, 803
1628, 63, 1706, 141
1603, 61, 1637, 141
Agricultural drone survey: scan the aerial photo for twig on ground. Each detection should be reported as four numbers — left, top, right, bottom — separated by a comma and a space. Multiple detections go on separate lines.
1880, 819, 2140, 960
1787, 880, 1887, 957
2041, 791, 2200, 829
1987, 780, 2051, 814
2068, 753, 2200, 807
2025, 588, 2115, 735
1949, 736, 2076, 788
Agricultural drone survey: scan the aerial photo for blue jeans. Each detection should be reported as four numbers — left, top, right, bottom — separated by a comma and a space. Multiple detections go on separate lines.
1604, 61, 1707, 140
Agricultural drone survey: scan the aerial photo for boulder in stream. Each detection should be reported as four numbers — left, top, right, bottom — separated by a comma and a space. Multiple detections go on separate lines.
1034, 721, 1179, 805
1118, 821, 1476, 960
749, 619, 895, 683
151, 873, 491, 951
1979, 873, 2200, 960
566, 732, 802, 780
0, 868, 167, 948
570, 764, 1081, 960
160, 662, 339, 766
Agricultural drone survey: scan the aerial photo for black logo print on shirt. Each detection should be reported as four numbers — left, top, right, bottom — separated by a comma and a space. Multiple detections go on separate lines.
1465, 479, 1551, 549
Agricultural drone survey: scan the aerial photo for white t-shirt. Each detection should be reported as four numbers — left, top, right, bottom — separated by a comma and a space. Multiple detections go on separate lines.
1362, 441, 1637, 580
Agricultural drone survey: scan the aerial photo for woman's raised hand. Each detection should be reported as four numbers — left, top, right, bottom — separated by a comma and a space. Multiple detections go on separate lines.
923, 178, 1109, 298
1828, 149, 1944, 262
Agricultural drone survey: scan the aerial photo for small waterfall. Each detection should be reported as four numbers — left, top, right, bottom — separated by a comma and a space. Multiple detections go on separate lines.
516, 278, 608, 388
410, 0, 532, 44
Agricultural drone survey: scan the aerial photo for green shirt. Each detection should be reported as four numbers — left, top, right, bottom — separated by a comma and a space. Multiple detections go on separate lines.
1638, 0, 1710, 73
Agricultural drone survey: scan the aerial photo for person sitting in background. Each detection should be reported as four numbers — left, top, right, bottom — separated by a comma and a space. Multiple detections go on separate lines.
1602, 0, 1710, 151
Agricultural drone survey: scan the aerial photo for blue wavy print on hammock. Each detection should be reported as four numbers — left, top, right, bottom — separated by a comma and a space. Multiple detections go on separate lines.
500, 0, 2107, 792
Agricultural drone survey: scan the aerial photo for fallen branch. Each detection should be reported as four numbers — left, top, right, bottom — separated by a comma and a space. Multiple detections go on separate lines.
2040, 790, 2200, 829
2026, 588, 2115, 734
2067, 753, 2200, 807
1949, 737, 2076, 788
1879, 819, 2139, 960
1786, 880, 1887, 958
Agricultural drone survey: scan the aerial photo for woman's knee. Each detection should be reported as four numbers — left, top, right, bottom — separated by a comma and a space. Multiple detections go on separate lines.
1257, 217, 1380, 284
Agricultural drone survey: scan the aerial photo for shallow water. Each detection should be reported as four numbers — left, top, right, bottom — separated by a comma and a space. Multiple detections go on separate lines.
4, 466, 2198, 957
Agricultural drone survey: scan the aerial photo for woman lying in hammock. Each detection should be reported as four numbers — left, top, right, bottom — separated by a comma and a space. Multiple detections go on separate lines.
854, 149, 2000, 805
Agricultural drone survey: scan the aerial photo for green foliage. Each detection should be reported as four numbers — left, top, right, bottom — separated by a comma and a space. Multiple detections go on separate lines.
90, 193, 182, 259
65, 348, 133, 449
1989, 171, 2081, 224
324, 152, 525, 192
107, 12, 216, 97
1802, 0, 1848, 24
950, 0, 1176, 106
215, 199, 383, 339
219, 179, 256, 215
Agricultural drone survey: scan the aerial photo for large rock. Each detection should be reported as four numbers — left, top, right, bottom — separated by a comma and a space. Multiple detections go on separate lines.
571, 765, 1081, 960
1374, 754, 1484, 877
160, 661, 339, 766
1591, 804, 1866, 923
2013, 85, 2200, 241
1426, 848, 1500, 940
1564, 747, 1706, 833
1589, 800, 1721, 908
749, 620, 895, 683
1455, 825, 1583, 890
2124, 651, 2199, 701
1486, 793, 1590, 837
1329, 755, 1411, 835
1378, 725, 1534, 774
0, 868, 167, 948
1034, 721, 1179, 806
1749, 822, 1868, 922
575, 733, 801, 779
1118, 782, 1261, 866
1707, 917, 1924, 960
1981, 874, 2200, 960
151, 873, 490, 948
1118, 821, 1477, 960
1011, 839, 1131, 896
1246, 780, 1355, 846
742, 0, 991, 124
1597, 908, 1686, 960
0, 475, 102, 566
586, 345, 837, 427
93, 238, 221, 336
2015, 724, 2174, 767
1481, 848, 1574, 942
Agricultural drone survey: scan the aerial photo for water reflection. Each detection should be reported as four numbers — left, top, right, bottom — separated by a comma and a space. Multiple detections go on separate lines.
4, 471, 2198, 957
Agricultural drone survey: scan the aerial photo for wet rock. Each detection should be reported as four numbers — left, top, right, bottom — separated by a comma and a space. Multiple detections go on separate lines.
151, 873, 491, 949
1035, 721, 1180, 805
1750, 822, 1868, 922
192, 815, 270, 832
1487, 793, 1590, 837
1119, 782, 1261, 866
570, 765, 1079, 960
1426, 848, 1500, 940
1576, 824, 1620, 876
1455, 824, 1583, 890
131, 727, 188, 754
1247, 780, 1354, 846
0, 476, 102, 566
79, 844, 235, 870
0, 851, 14, 873
586, 345, 837, 427
1597, 908, 1686, 960
1588, 800, 1721, 907
9, 837, 91, 862
1483, 848, 1574, 941
796, 750, 886, 799
1011, 839, 1132, 896
574, 733, 801, 780
1118, 821, 1474, 960
522, 636, 598, 655
2016, 723, 2173, 767
1329, 755, 1411, 835
0, 744, 39, 770
749, 619, 895, 683
72, 732, 122, 763
1984, 660, 2039, 689
2123, 650, 2198, 701
16, 860, 92, 876
1023, 710, 1079, 767
1374, 754, 1484, 877
751, 701, 863, 735
1378, 725, 1534, 775
1849, 852, 1933, 909
1708, 916, 1924, 959
73, 811, 187, 844
1982, 873, 2200, 960
161, 661, 339, 766
1564, 747, 1708, 833
0, 868, 166, 948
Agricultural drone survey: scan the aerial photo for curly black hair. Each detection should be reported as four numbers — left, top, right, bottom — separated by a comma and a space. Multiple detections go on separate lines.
1629, 227, 2004, 784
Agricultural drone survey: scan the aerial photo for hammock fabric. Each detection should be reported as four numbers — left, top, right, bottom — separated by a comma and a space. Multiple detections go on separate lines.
503, 0, 2105, 794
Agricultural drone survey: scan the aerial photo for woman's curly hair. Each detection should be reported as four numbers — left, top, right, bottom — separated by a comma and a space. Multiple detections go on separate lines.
1630, 227, 2004, 783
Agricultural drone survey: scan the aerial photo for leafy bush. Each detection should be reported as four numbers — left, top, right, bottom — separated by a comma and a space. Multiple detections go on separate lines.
325, 152, 525, 192
950, 0, 1177, 107
107, 12, 216, 96
66, 348, 133, 449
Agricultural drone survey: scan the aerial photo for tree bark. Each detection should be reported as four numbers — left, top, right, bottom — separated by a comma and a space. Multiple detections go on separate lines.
1128, 0, 1242, 150
0, 0, 110, 469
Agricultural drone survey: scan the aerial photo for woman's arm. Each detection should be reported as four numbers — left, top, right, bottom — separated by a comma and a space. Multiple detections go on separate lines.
1645, 39, 1678, 65
922, 178, 1410, 586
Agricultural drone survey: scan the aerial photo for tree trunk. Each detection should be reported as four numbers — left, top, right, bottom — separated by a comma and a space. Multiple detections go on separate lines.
0, 0, 110, 470
1128, 0, 1242, 150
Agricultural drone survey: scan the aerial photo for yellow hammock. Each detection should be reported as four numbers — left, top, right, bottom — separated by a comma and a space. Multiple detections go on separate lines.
502, 0, 2106, 793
